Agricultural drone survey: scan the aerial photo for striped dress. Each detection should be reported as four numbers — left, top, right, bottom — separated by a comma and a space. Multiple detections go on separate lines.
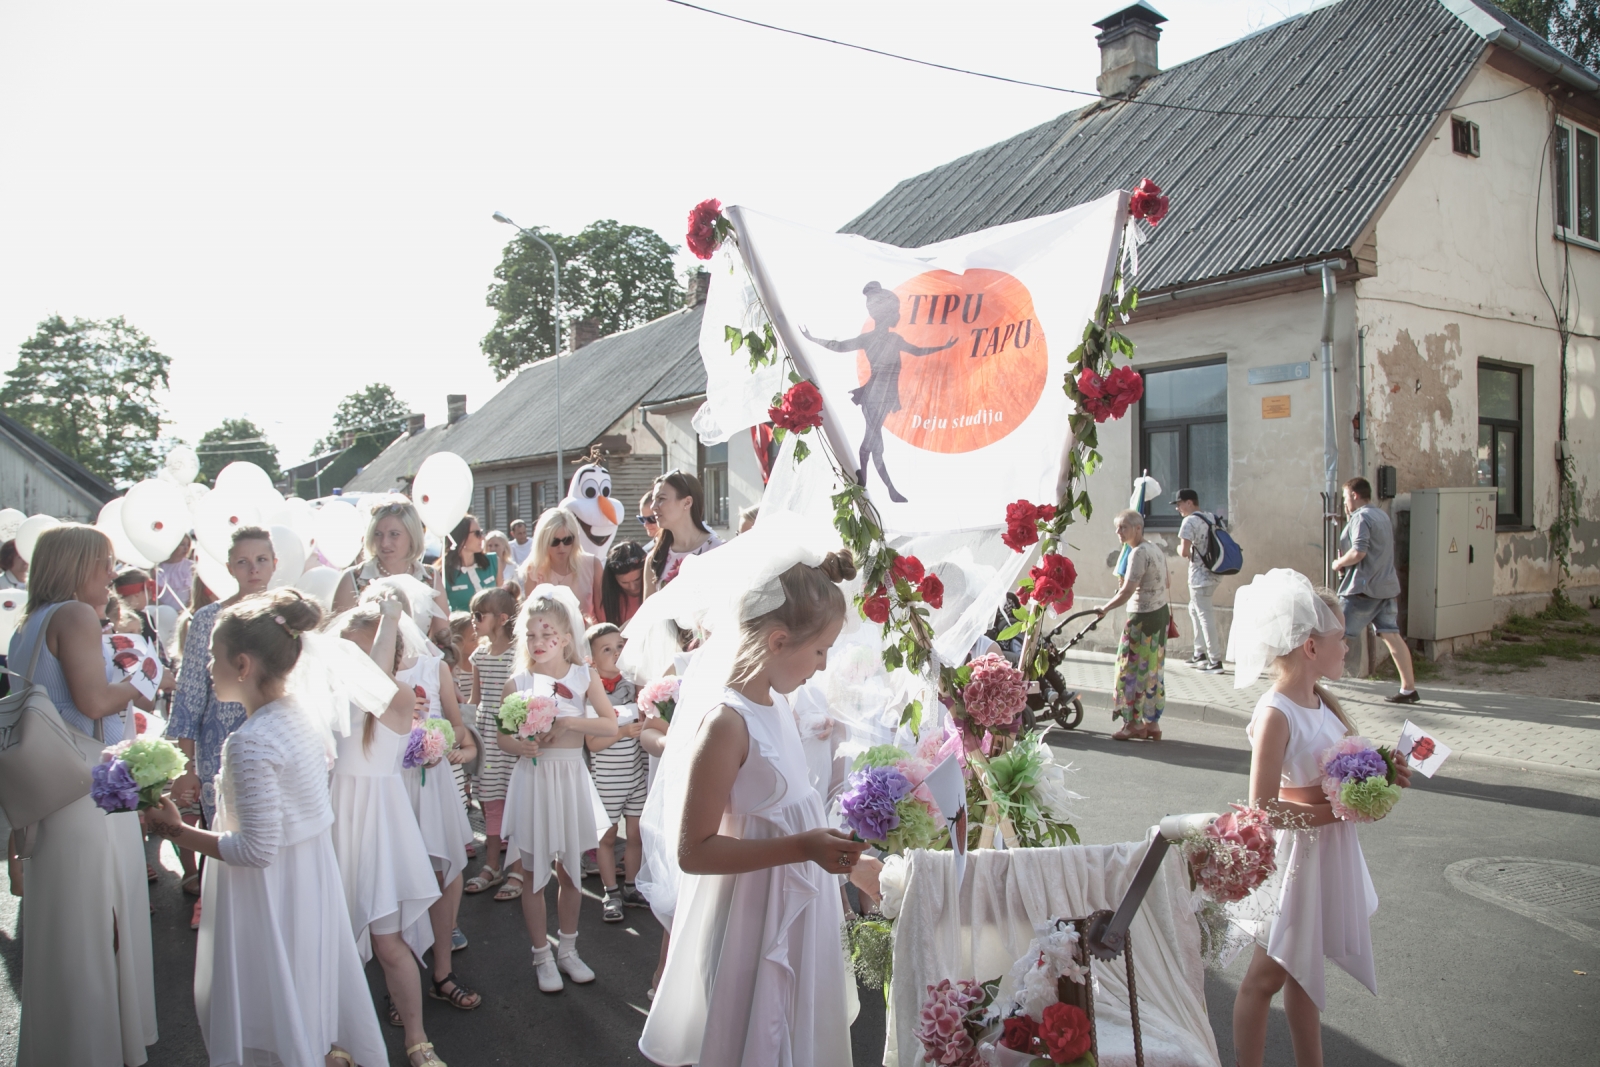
591, 673, 647, 822
470, 645, 518, 803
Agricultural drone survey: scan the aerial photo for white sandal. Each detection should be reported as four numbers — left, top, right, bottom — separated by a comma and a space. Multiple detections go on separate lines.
493, 870, 525, 902
464, 865, 503, 894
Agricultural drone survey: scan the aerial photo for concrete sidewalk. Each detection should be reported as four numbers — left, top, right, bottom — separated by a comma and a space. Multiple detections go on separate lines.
1054, 648, 1600, 779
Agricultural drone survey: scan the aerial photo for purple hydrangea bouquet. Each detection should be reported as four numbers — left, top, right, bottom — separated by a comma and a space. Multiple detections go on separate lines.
1319, 736, 1402, 822
91, 736, 186, 813
404, 717, 456, 783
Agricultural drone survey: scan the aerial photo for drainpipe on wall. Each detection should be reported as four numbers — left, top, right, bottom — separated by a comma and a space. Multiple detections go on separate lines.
640, 410, 669, 477
1357, 326, 1368, 479
1320, 262, 1338, 503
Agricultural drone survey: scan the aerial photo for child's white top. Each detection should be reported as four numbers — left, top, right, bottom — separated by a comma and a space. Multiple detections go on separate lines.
396, 657, 443, 720
510, 662, 591, 718
1246, 688, 1346, 787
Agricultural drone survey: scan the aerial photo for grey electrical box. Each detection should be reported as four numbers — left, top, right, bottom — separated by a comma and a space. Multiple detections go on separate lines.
1408, 487, 1495, 641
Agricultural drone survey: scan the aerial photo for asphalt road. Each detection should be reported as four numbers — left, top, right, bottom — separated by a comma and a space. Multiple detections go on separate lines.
2, 713, 1596, 1066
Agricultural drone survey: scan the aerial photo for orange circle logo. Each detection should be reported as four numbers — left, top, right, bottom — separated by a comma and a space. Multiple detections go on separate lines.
855, 269, 1048, 453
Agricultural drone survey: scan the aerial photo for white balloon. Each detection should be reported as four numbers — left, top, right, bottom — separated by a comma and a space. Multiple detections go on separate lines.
214, 461, 275, 499
309, 500, 367, 568
0, 587, 23, 648
0, 508, 24, 543
15, 515, 60, 564
291, 566, 343, 611
96, 498, 155, 568
183, 482, 211, 509
411, 452, 474, 535
192, 489, 262, 562
121, 479, 190, 563
267, 525, 307, 589
164, 444, 201, 485
194, 548, 238, 601
266, 498, 316, 555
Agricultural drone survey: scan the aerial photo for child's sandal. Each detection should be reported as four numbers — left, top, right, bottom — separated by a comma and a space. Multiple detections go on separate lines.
493, 870, 524, 901
328, 1050, 355, 1066
383, 993, 403, 1027
405, 1040, 446, 1067
463, 866, 502, 894
430, 972, 482, 1010
601, 892, 624, 923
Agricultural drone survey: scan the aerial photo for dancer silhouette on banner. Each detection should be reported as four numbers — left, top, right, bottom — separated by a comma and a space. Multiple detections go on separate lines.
802, 281, 956, 503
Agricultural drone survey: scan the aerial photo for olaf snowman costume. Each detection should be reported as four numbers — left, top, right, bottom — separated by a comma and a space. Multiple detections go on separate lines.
560, 463, 625, 558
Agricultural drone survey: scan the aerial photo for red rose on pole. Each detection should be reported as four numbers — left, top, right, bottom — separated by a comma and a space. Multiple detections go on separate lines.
768, 380, 825, 433
1040, 1002, 1093, 1063
1023, 552, 1077, 613
686, 198, 726, 259
891, 554, 925, 585
1076, 365, 1144, 423
999, 1014, 1040, 1054
862, 587, 890, 625
918, 573, 944, 609
1129, 177, 1169, 226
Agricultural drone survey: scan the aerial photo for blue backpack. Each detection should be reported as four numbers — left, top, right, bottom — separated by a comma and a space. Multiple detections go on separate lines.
1199, 513, 1243, 576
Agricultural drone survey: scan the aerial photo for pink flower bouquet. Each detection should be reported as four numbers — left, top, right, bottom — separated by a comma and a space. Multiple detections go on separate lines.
1180, 805, 1278, 903
638, 677, 681, 723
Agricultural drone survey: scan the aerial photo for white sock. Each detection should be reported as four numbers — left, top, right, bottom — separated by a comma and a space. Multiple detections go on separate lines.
1400, 688, 1415, 694
557, 930, 578, 954
531, 941, 552, 960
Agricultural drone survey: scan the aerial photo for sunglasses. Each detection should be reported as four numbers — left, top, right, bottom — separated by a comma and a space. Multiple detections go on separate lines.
550, 535, 575, 547
638, 516, 659, 527
470, 610, 498, 621
468, 528, 483, 537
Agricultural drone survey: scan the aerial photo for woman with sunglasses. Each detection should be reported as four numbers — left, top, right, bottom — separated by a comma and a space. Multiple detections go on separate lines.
517, 507, 603, 623
597, 541, 647, 627
637, 492, 658, 550
442, 515, 498, 612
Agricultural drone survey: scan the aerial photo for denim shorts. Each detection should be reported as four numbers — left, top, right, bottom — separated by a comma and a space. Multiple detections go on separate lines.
1340, 594, 1399, 636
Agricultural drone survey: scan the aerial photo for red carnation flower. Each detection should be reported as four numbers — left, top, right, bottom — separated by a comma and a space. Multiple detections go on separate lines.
918, 573, 944, 609
891, 554, 925, 585
1040, 1002, 1093, 1064
1129, 177, 1169, 226
999, 1015, 1040, 1054
769, 380, 825, 433
686, 198, 725, 259
862, 587, 890, 625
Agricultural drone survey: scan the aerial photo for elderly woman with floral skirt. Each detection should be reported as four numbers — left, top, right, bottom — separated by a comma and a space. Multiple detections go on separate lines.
1095, 509, 1170, 741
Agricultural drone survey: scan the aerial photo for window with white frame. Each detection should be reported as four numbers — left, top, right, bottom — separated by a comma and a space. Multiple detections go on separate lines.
1554, 118, 1599, 245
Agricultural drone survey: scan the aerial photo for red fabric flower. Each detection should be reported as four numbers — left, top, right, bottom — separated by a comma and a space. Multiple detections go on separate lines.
999, 1015, 1040, 1053
862, 587, 890, 625
1023, 552, 1078, 613
686, 198, 725, 259
1129, 177, 1169, 226
1076, 365, 1144, 422
768, 380, 825, 433
891, 554, 925, 585
918, 573, 944, 609
1040, 1002, 1093, 1063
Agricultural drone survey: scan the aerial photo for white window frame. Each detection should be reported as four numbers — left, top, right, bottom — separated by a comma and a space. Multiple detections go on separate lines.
1554, 117, 1600, 250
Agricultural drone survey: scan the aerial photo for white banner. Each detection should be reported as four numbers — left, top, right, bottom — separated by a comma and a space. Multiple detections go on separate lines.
723, 192, 1125, 535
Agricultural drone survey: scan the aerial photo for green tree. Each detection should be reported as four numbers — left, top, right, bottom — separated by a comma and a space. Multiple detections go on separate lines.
1500, 0, 1598, 66
1, 315, 171, 486
482, 219, 680, 380
196, 418, 281, 486
314, 383, 410, 455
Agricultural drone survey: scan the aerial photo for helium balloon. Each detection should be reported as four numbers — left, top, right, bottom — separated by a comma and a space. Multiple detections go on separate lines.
14, 515, 60, 564
309, 500, 366, 567
122, 479, 190, 563
292, 566, 343, 611
96, 498, 155, 568
184, 482, 211, 509
164, 444, 201, 485
192, 489, 262, 562
194, 547, 239, 601
214, 461, 276, 500
267, 525, 307, 589
0, 588, 22, 648
411, 452, 474, 535
266, 498, 315, 555
0, 508, 26, 543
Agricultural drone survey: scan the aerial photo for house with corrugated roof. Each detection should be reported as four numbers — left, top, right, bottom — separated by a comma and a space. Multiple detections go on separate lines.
0, 411, 116, 522
343, 279, 765, 540
846, 0, 1599, 657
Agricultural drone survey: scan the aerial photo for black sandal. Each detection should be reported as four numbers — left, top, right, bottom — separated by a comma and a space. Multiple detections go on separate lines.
430, 972, 482, 1010
384, 993, 403, 1027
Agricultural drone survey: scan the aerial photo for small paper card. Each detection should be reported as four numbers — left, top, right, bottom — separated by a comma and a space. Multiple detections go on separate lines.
613, 702, 639, 726
922, 754, 968, 884
104, 633, 160, 702
1397, 720, 1451, 777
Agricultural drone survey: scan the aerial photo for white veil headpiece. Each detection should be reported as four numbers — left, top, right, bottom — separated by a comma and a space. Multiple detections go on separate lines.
517, 583, 588, 669
286, 627, 401, 760
358, 575, 443, 665
632, 514, 844, 924
1226, 569, 1343, 689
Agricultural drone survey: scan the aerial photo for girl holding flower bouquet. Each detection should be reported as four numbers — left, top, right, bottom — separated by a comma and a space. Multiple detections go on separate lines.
498, 584, 619, 992
1228, 570, 1411, 1067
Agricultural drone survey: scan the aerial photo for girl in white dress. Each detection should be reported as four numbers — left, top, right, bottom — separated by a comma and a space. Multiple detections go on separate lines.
1228, 570, 1412, 1067
146, 589, 386, 1067
498, 584, 618, 992
332, 599, 449, 1067
639, 548, 877, 1067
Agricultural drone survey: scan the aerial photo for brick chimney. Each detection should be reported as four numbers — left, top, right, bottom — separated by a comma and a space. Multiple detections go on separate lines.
1094, 2, 1165, 98
446, 394, 467, 425
572, 317, 602, 350
407, 413, 426, 437
687, 270, 711, 308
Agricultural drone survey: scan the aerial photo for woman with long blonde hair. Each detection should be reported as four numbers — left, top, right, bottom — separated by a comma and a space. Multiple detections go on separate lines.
516, 507, 603, 623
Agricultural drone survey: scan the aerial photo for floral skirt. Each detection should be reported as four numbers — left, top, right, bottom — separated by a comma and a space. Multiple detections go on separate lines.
1113, 608, 1167, 723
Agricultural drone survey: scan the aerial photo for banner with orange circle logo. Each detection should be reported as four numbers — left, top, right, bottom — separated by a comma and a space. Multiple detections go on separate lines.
710, 192, 1126, 535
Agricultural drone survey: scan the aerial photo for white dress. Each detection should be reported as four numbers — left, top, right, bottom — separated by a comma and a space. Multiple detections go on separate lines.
500, 663, 610, 892
639, 688, 853, 1067
331, 705, 441, 962
196, 697, 387, 1067
1246, 690, 1380, 1010
397, 657, 474, 888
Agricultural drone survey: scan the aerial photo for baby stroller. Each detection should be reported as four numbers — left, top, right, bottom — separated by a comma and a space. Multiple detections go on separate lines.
987, 595, 1101, 733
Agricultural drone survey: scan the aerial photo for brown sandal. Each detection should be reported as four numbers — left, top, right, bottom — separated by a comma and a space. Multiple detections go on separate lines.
430, 972, 481, 1010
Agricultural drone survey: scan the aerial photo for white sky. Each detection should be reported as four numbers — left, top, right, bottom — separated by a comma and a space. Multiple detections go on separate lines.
0, 0, 1327, 469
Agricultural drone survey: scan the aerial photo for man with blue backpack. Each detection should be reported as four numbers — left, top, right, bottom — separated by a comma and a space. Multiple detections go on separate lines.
1175, 488, 1242, 673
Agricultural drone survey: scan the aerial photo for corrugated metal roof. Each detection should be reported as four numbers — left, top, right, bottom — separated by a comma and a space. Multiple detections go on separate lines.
842, 0, 1554, 291
344, 305, 707, 492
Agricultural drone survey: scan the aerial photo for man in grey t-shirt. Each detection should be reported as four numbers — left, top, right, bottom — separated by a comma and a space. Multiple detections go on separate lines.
1332, 476, 1419, 703
1174, 489, 1223, 672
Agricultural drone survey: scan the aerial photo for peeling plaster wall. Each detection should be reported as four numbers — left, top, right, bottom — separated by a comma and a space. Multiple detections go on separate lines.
1357, 62, 1600, 600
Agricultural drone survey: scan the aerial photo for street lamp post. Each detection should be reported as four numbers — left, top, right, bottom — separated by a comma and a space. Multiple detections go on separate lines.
493, 212, 565, 493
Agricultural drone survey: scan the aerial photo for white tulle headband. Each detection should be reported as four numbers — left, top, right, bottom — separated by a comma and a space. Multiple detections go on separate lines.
518, 583, 587, 646
1226, 569, 1343, 689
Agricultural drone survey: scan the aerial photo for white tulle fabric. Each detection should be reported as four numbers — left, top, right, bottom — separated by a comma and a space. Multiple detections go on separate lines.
198, 696, 386, 1067
516, 584, 589, 673
330, 705, 440, 963
285, 626, 400, 759
1245, 690, 1378, 1009
638, 687, 853, 1067
1226, 569, 1343, 689
397, 657, 473, 887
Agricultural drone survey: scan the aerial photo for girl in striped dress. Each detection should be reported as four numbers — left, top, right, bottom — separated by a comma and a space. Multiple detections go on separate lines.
463, 586, 520, 899
584, 623, 649, 922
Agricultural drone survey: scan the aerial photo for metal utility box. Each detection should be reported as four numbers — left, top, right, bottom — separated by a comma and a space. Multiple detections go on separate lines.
1408, 487, 1496, 641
